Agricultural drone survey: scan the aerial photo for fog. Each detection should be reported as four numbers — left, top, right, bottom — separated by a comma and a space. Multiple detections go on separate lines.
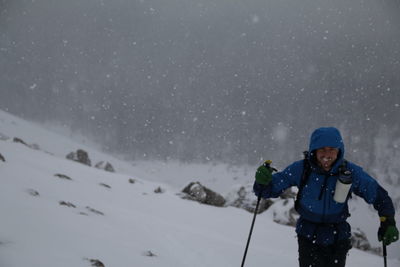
1, 0, 400, 179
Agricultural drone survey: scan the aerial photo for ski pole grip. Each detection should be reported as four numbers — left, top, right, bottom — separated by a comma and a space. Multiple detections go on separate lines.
263, 160, 277, 172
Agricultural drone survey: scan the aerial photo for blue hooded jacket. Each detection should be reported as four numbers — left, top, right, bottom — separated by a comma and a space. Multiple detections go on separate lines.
255, 127, 395, 245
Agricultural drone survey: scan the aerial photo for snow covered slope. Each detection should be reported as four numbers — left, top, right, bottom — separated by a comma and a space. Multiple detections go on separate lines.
0, 110, 398, 266
0, 110, 253, 193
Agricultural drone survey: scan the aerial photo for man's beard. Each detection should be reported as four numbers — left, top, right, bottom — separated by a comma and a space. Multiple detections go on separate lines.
319, 157, 334, 168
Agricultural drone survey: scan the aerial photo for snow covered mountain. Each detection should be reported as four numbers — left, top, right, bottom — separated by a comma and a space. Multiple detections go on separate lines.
0, 110, 398, 267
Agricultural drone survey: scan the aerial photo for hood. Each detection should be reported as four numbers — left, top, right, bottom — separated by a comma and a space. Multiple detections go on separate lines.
309, 127, 345, 169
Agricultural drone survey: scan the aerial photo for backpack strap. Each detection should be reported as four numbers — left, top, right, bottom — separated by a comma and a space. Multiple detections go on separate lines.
338, 159, 348, 174
294, 151, 311, 212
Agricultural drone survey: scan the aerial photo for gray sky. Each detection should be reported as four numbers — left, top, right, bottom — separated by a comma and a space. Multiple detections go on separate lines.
1, 0, 400, 172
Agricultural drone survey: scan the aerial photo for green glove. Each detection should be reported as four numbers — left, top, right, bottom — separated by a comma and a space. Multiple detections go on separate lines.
378, 216, 399, 246
255, 160, 275, 185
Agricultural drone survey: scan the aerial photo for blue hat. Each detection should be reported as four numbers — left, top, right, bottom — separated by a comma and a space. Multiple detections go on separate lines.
309, 127, 344, 158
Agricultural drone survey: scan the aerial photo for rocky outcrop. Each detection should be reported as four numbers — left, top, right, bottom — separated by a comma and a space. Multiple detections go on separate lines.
0, 153, 5, 162
99, 183, 111, 189
154, 186, 164, 193
13, 137, 28, 146
143, 250, 157, 257
27, 189, 40, 197
86, 206, 104, 216
95, 161, 115, 172
181, 182, 226, 207
225, 184, 273, 214
54, 173, 73, 181
225, 184, 298, 217
66, 149, 91, 166
269, 198, 298, 227
351, 228, 372, 251
85, 258, 105, 267
59, 201, 76, 208
12, 137, 40, 150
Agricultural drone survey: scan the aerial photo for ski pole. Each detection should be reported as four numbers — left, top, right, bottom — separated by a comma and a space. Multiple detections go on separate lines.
382, 242, 387, 267
241, 196, 261, 267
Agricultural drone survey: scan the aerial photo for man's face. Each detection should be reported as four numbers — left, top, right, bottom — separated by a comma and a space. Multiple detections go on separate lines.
316, 146, 339, 171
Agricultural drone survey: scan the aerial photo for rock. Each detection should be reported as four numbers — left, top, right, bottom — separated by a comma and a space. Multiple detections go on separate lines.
29, 143, 40, 150
270, 199, 299, 227
86, 206, 104, 216
27, 189, 40, 197
13, 137, 28, 146
12, 137, 40, 150
99, 183, 111, 189
85, 258, 105, 267
95, 161, 115, 172
181, 182, 226, 207
225, 184, 273, 214
225, 184, 299, 226
154, 186, 164, 193
54, 173, 73, 181
128, 178, 136, 184
351, 228, 372, 251
280, 187, 297, 199
143, 250, 157, 257
0, 153, 5, 162
66, 149, 91, 166
59, 201, 76, 208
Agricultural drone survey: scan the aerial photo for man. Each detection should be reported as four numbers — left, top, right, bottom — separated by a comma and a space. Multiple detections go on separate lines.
253, 127, 398, 267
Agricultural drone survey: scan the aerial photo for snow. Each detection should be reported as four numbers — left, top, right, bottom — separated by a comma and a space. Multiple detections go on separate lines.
0, 110, 399, 266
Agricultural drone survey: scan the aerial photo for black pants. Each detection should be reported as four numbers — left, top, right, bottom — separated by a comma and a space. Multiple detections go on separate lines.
298, 236, 352, 267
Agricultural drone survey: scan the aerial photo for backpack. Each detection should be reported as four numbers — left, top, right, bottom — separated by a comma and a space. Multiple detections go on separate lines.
294, 151, 349, 212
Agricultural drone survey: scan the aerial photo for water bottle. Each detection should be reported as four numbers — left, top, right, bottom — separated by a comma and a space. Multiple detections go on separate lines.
333, 170, 352, 203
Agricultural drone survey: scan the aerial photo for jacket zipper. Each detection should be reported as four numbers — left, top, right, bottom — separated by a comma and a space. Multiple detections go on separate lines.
320, 174, 329, 222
